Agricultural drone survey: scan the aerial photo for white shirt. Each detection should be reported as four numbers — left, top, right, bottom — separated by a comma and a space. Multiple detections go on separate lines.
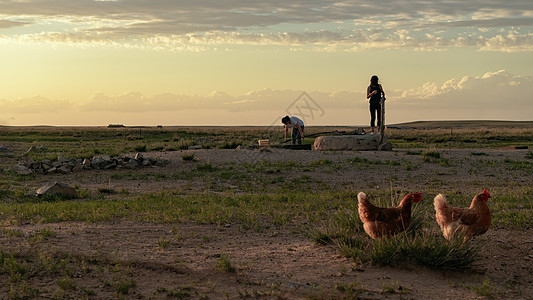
287, 116, 304, 128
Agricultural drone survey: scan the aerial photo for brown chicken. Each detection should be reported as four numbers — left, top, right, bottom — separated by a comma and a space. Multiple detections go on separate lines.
357, 192, 422, 239
434, 190, 491, 241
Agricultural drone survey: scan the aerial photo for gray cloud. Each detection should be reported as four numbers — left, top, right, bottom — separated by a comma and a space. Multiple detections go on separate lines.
1, 0, 531, 51
0, 19, 31, 28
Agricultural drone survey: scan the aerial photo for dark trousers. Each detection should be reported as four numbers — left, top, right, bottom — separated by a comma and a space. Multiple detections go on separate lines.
292, 126, 304, 145
370, 101, 381, 128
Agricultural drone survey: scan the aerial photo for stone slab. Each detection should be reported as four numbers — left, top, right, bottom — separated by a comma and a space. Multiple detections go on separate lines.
313, 134, 392, 151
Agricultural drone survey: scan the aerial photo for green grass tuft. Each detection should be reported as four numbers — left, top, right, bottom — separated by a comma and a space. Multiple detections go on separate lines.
215, 254, 236, 273
181, 152, 196, 161
311, 193, 483, 271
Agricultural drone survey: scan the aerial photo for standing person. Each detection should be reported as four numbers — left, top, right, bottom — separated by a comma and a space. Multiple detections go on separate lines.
366, 75, 386, 134
281, 115, 305, 145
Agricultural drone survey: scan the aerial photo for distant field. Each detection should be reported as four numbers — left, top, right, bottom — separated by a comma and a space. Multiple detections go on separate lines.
2, 120, 531, 152
392, 120, 533, 128
3, 119, 533, 130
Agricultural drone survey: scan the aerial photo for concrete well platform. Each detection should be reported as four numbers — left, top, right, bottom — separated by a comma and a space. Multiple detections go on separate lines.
313, 134, 392, 151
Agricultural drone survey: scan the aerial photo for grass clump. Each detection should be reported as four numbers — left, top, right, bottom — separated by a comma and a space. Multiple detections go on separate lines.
97, 187, 116, 194
181, 152, 196, 161
157, 237, 170, 251
156, 286, 192, 298
526, 151, 533, 159
370, 232, 483, 271
470, 151, 488, 156
422, 151, 441, 162
469, 277, 494, 297
215, 254, 236, 273
196, 162, 216, 171
103, 277, 136, 295
133, 145, 147, 152
311, 193, 482, 271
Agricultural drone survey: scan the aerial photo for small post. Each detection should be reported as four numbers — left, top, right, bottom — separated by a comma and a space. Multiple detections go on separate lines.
379, 96, 386, 147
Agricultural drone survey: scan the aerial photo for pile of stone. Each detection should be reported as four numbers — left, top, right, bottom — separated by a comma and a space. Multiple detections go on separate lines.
12, 153, 168, 175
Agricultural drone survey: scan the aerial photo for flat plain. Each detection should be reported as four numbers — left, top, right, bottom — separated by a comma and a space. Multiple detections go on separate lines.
0, 123, 532, 299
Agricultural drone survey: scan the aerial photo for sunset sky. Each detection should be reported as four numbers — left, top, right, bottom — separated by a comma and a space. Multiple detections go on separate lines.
0, 0, 532, 126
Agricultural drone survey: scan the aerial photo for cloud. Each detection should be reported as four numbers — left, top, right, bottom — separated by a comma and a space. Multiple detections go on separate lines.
1, 71, 532, 123
0, 0, 531, 51
0, 96, 72, 113
0, 19, 30, 28
82, 89, 328, 112
9, 27, 532, 53
395, 70, 533, 111
78, 70, 533, 116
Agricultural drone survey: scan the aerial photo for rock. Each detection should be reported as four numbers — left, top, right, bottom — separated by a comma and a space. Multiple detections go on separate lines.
104, 163, 117, 170
92, 155, 111, 169
19, 152, 163, 174
314, 134, 392, 151
155, 159, 167, 167
57, 165, 71, 174
36, 182, 78, 198
124, 159, 140, 169
82, 158, 92, 168
72, 165, 84, 172
97, 154, 111, 161
68, 158, 79, 165
15, 164, 33, 175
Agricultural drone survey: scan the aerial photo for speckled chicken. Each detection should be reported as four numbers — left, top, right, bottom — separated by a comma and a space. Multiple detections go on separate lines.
434, 190, 491, 242
357, 192, 423, 239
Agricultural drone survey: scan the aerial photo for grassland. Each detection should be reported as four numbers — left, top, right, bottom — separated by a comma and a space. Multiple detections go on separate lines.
0, 123, 532, 299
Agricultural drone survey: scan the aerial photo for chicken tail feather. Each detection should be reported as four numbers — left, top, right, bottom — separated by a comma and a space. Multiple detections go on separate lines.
357, 192, 367, 204
434, 194, 448, 212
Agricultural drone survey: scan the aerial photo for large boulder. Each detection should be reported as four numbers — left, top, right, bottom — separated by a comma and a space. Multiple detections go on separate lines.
36, 182, 78, 198
314, 134, 392, 151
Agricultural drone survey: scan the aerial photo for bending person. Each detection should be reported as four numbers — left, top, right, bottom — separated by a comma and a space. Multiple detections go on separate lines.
282, 116, 305, 145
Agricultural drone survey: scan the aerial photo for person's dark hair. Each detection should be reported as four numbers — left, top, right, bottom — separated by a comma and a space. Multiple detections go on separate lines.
281, 116, 290, 124
370, 75, 379, 85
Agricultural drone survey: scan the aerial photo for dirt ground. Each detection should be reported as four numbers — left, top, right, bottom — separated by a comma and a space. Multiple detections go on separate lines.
1, 147, 533, 299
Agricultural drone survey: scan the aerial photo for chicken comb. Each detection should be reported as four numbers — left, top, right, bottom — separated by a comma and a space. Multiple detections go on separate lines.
412, 192, 422, 202
483, 189, 490, 197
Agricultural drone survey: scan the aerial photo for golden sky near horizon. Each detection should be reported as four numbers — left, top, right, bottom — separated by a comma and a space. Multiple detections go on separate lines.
0, 0, 532, 126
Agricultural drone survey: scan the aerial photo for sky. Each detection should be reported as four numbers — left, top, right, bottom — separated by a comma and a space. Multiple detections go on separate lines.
0, 0, 532, 126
